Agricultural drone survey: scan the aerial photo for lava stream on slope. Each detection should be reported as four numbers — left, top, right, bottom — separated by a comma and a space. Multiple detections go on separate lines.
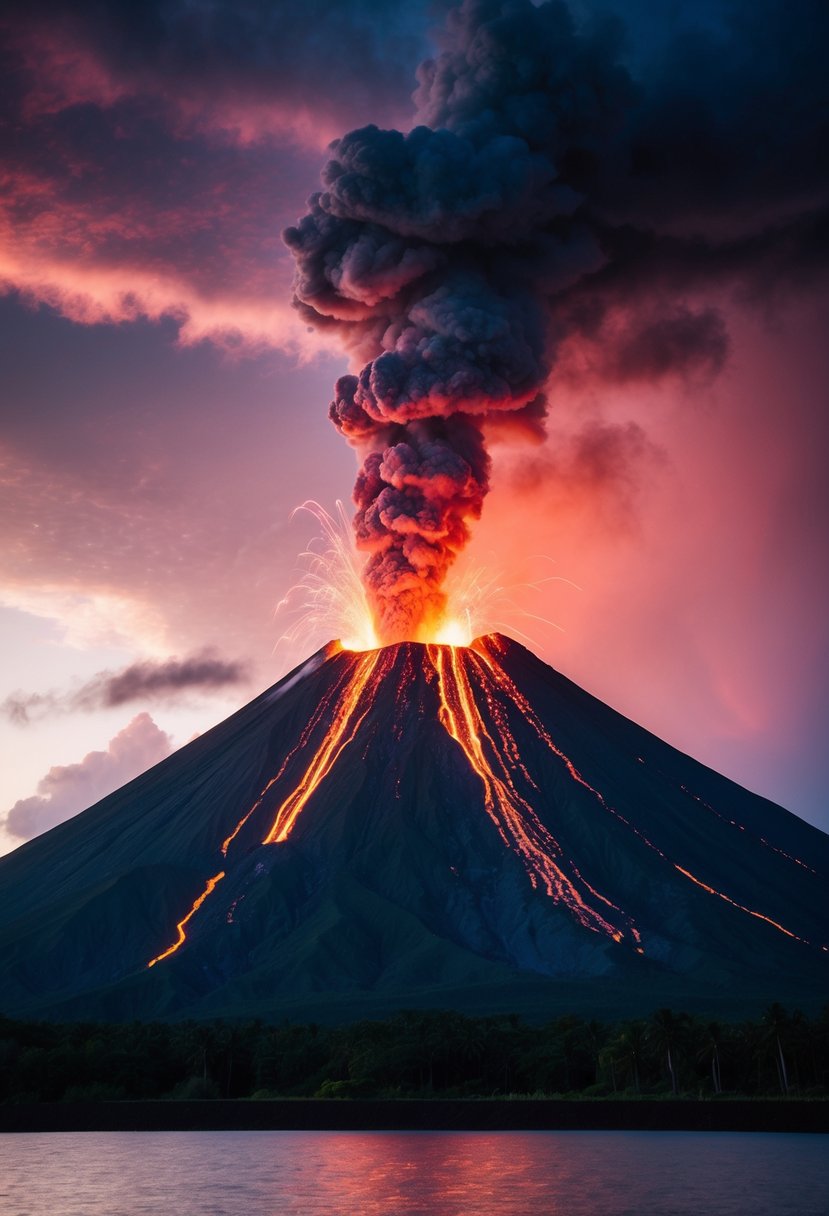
147, 636, 820, 969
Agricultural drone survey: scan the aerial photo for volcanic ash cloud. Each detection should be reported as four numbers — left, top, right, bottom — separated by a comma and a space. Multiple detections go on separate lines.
284, 0, 829, 645
283, 0, 610, 643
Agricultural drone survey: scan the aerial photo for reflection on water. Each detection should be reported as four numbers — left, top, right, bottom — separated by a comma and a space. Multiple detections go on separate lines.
1, 1130, 827, 1216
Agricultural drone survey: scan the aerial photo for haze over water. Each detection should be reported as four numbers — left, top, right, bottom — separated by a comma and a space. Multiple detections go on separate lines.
2, 1130, 827, 1215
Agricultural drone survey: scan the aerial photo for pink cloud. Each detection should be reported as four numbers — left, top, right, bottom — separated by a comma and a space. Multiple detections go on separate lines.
0, 153, 328, 352
0, 29, 357, 354
0, 247, 312, 353
2, 713, 173, 841
6, 5, 425, 150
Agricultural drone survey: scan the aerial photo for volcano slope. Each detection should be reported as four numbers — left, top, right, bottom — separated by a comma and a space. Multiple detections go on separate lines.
0, 635, 826, 1024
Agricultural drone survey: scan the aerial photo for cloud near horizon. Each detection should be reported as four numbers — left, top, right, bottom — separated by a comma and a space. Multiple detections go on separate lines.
3, 651, 249, 725
2, 713, 173, 841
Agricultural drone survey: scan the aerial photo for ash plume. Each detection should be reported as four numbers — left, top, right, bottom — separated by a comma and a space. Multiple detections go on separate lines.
285, 0, 829, 643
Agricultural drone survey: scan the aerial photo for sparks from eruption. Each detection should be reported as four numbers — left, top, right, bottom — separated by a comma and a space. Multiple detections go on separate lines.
439, 556, 577, 648
276, 498, 474, 652
276, 501, 379, 654
276, 500, 572, 656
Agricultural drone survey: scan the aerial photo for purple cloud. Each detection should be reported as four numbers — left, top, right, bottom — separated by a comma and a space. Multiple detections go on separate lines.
3, 713, 173, 841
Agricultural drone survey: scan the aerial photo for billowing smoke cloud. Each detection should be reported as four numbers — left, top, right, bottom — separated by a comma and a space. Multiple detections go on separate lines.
2, 651, 248, 724
285, 0, 829, 644
2, 713, 172, 841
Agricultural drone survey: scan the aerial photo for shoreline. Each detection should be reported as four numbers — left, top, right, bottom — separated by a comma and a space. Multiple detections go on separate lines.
2, 1099, 827, 1134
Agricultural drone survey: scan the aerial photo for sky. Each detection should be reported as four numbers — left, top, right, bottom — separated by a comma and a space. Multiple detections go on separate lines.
0, 0, 827, 855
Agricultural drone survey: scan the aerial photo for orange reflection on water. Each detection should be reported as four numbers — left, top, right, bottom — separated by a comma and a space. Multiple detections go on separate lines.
290, 1132, 545, 1215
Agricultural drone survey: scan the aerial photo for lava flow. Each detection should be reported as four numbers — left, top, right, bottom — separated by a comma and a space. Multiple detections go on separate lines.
429, 642, 635, 944
148, 870, 226, 968
146, 633, 822, 970
262, 647, 382, 844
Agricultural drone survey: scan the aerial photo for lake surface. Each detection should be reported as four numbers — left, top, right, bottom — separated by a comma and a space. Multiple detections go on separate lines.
1, 1130, 827, 1216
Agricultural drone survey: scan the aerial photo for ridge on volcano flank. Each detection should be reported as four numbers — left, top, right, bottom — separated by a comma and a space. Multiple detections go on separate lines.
0, 634, 827, 1023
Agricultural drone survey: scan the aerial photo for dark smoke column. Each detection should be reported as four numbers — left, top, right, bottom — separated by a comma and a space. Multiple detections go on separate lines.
285, 0, 829, 644
283, 0, 617, 643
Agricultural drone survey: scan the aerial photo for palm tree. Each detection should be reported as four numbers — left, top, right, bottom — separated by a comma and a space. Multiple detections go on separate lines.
699, 1021, 724, 1095
181, 1020, 211, 1083
603, 1020, 647, 1093
579, 1019, 605, 1087
651, 1008, 686, 1096
762, 1003, 791, 1094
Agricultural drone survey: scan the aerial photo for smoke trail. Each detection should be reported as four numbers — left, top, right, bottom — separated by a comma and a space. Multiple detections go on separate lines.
285, 0, 829, 643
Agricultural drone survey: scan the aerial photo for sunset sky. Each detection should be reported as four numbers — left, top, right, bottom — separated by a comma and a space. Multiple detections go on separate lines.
1, 0, 827, 856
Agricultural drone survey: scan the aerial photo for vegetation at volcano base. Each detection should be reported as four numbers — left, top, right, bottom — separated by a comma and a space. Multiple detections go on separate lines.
2, 1003, 828, 1104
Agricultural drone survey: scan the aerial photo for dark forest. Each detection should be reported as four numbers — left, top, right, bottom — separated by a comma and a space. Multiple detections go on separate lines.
3, 1003, 828, 1104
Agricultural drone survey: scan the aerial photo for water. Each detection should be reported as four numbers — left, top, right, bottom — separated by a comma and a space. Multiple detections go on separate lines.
1, 1130, 827, 1216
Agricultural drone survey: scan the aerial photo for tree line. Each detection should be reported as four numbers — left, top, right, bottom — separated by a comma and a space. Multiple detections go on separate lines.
1, 1003, 827, 1102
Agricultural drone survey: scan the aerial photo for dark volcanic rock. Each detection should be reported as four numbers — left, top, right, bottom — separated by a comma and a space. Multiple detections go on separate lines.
0, 636, 826, 1023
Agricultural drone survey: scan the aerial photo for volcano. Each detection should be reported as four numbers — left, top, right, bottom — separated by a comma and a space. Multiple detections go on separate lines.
1, 635, 826, 1023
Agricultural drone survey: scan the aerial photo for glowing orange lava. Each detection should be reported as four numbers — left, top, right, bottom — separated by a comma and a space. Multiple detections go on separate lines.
428, 642, 636, 944
147, 870, 225, 967
677, 783, 818, 875
263, 648, 381, 843
147, 634, 820, 971
672, 865, 808, 943
472, 637, 810, 948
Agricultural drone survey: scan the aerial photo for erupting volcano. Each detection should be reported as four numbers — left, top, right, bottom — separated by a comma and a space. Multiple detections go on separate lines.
2, 0, 828, 1027
0, 634, 826, 1023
